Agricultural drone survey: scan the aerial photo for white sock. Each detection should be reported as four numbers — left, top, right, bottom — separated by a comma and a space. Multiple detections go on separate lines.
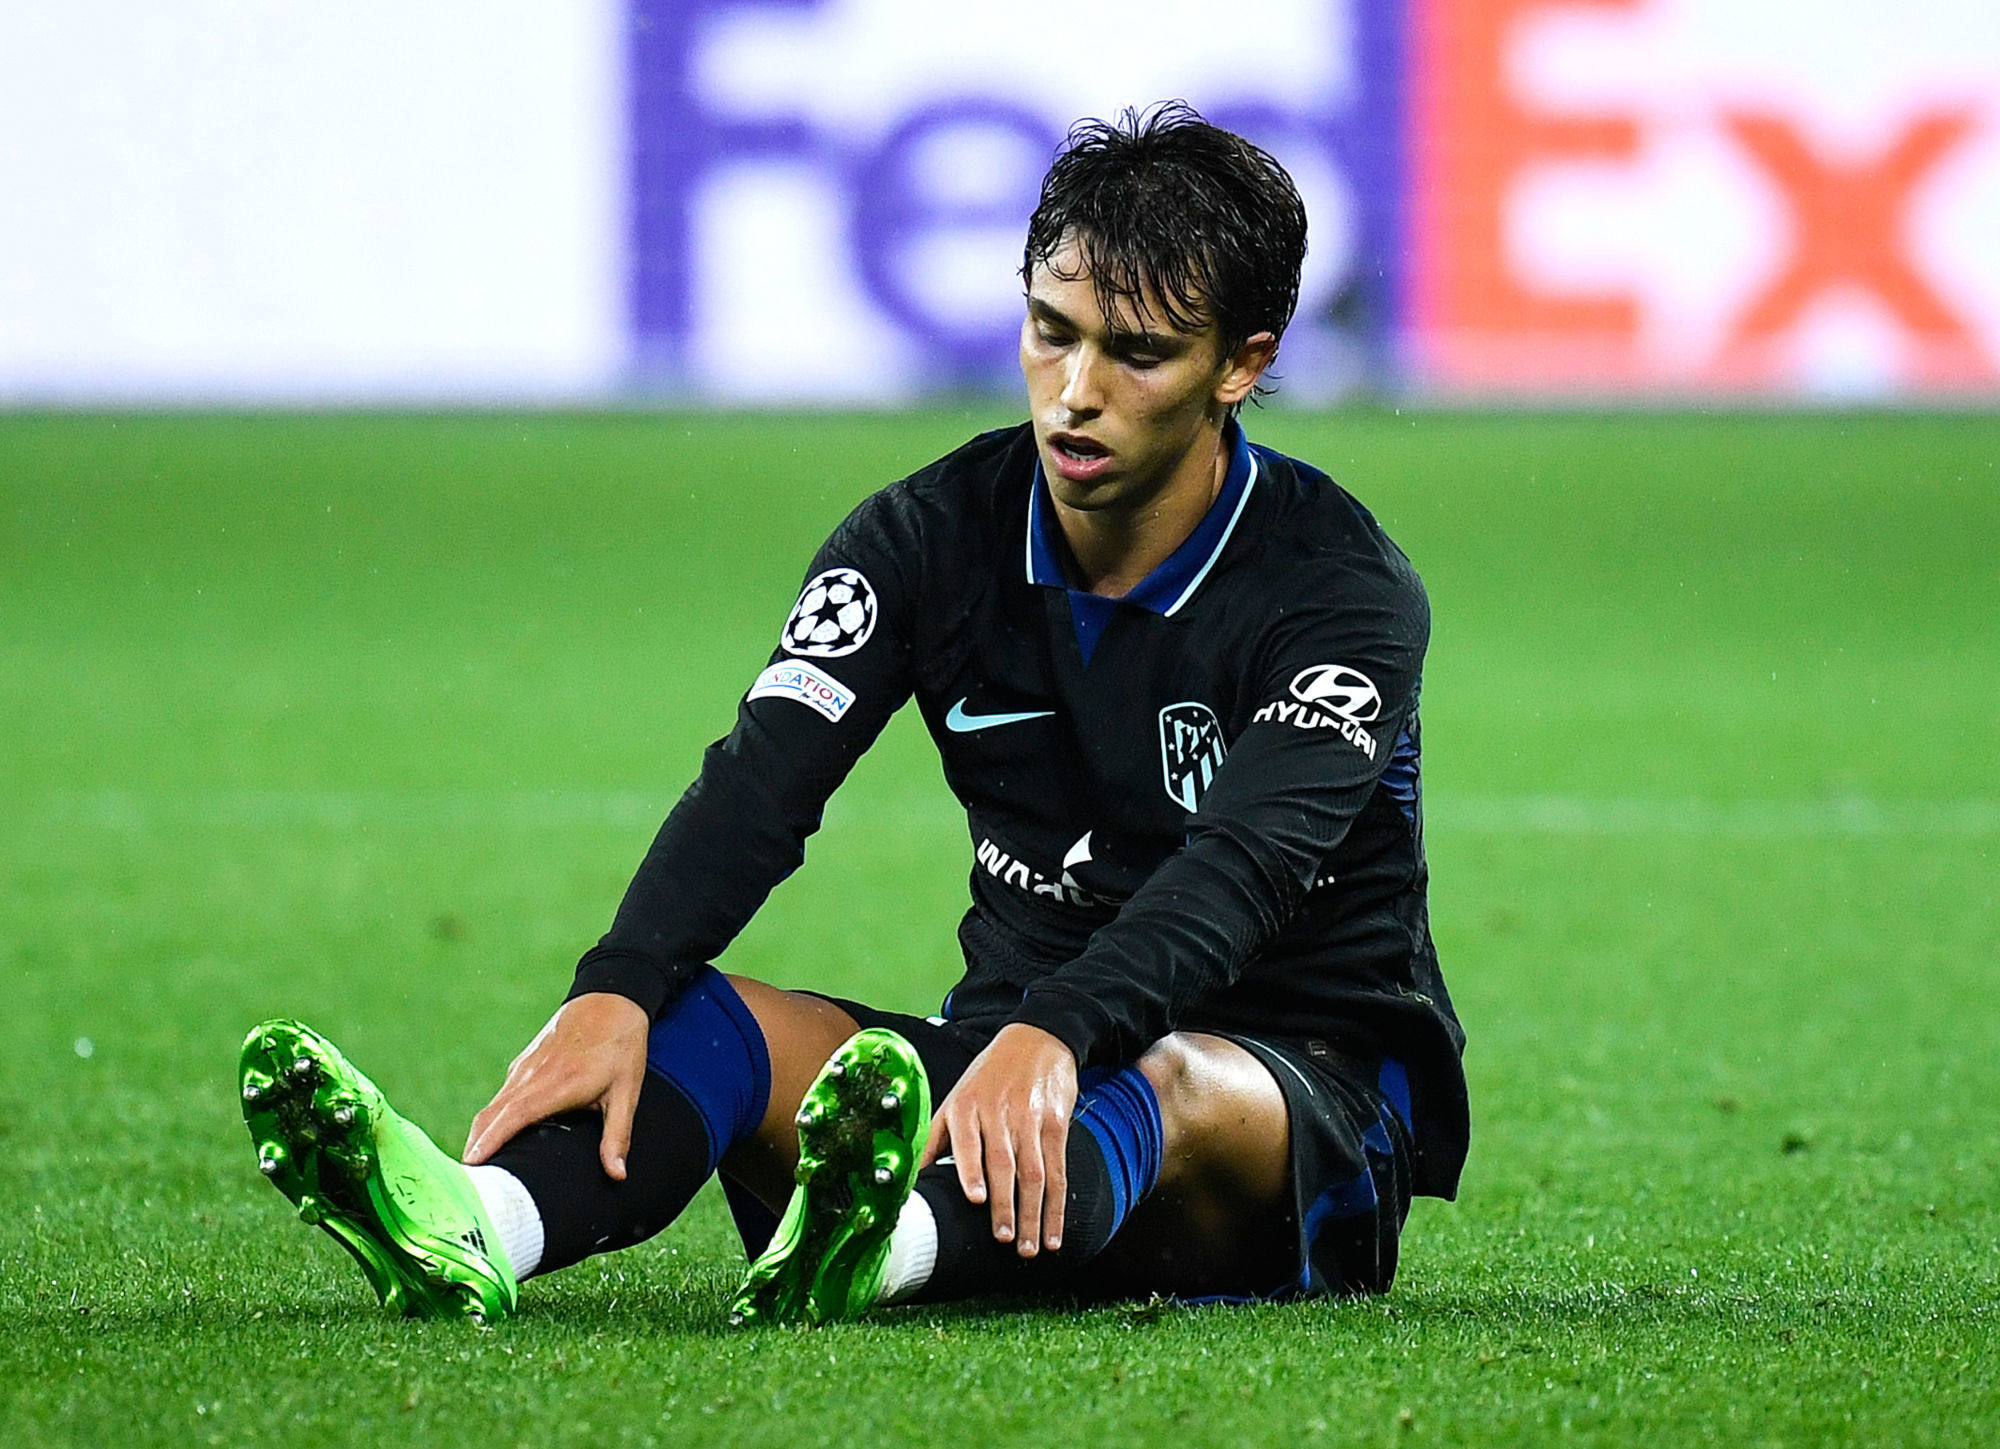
464, 1163, 544, 1279
877, 1189, 938, 1305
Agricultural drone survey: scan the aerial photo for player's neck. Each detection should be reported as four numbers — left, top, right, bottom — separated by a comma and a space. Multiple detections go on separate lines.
1050, 427, 1228, 599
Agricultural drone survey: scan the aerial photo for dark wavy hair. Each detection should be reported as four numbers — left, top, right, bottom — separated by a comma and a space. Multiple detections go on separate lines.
1023, 101, 1308, 396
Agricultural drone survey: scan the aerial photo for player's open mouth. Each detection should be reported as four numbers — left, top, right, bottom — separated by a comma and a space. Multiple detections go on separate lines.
1048, 432, 1113, 482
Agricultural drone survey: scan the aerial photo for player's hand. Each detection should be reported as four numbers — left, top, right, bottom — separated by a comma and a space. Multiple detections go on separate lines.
920, 1022, 1078, 1258
463, 992, 650, 1180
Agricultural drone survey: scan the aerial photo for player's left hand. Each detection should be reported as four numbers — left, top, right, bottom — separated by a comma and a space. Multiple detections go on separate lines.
921, 1022, 1078, 1258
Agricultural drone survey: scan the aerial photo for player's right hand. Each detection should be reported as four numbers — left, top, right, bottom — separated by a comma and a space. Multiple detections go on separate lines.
462, 992, 650, 1180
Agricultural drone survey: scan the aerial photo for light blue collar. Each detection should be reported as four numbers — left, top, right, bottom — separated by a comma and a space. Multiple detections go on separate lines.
1024, 416, 1259, 618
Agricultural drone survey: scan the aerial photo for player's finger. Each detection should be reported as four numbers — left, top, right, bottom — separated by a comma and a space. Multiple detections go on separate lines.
462, 1066, 578, 1163
985, 1126, 1018, 1244
920, 1109, 950, 1169
597, 1073, 638, 1182
950, 1107, 988, 1205
1040, 1110, 1069, 1252
463, 1082, 532, 1160
464, 1102, 497, 1160
463, 1093, 535, 1165
1014, 1129, 1045, 1257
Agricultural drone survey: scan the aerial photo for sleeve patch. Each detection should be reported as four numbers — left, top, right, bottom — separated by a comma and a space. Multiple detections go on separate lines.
747, 660, 856, 722
1251, 664, 1382, 759
782, 567, 878, 657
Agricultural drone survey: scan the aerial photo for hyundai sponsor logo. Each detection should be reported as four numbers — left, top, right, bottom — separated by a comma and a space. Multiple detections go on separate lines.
1251, 664, 1381, 758
1288, 663, 1380, 721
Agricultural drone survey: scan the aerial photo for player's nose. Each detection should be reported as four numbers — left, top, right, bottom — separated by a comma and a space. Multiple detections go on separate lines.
1059, 347, 1105, 415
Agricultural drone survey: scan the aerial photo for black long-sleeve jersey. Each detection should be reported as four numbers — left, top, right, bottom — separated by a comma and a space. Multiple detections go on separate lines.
570, 421, 1468, 1198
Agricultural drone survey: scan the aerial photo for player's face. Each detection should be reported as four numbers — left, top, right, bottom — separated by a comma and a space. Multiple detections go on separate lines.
1020, 235, 1273, 516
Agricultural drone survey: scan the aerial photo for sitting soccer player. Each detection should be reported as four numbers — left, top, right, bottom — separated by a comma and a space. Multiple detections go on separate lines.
239, 101, 1467, 1325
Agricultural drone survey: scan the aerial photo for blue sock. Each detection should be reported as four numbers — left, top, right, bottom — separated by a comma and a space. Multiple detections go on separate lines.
911, 1061, 1163, 1299
644, 966, 772, 1175
1071, 1064, 1165, 1239
489, 967, 771, 1274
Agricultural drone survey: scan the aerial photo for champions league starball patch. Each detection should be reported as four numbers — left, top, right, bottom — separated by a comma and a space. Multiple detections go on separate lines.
781, 568, 879, 658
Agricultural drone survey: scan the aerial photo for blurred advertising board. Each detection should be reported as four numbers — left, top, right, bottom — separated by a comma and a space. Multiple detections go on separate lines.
2, 1, 1996, 403
1410, 0, 2000, 398
631, 0, 1402, 402
0, 2, 628, 403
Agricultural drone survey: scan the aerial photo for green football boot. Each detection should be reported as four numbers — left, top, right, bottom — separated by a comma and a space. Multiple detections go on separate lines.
238, 1019, 518, 1324
728, 1028, 931, 1327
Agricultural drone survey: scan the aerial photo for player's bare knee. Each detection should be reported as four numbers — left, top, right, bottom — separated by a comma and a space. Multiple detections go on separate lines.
1135, 1035, 1210, 1167
719, 976, 857, 1151
1136, 1033, 1193, 1104
1137, 1033, 1288, 1194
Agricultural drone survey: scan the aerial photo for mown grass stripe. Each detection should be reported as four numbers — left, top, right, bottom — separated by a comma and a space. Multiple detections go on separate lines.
27, 789, 2000, 836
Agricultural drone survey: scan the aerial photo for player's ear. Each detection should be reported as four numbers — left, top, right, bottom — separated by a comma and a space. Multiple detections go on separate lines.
1212, 331, 1278, 410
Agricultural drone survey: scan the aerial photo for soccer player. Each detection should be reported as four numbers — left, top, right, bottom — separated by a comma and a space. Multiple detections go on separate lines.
239, 101, 1467, 1325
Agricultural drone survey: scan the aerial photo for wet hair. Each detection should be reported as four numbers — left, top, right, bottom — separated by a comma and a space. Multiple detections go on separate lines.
1023, 101, 1308, 397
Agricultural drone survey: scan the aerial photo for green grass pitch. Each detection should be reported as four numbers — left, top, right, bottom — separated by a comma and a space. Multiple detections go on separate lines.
2, 409, 1995, 1446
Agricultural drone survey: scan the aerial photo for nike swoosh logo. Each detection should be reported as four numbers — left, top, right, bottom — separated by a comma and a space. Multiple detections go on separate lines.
945, 698, 1055, 734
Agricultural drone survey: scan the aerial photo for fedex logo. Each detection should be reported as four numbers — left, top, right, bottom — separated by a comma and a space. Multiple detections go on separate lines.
627, 0, 1406, 398
628, 1, 2000, 401
1412, 0, 1999, 395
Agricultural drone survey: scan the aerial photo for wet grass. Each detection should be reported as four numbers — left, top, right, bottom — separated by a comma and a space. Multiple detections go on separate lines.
3, 409, 1996, 1446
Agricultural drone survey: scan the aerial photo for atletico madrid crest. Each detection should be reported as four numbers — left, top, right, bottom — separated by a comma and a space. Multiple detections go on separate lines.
1158, 702, 1227, 814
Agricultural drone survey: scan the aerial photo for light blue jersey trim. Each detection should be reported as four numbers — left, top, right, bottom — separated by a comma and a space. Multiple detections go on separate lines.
1023, 420, 1260, 658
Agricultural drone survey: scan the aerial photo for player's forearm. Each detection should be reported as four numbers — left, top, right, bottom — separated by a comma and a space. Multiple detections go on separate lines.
1011, 824, 1293, 1064
1010, 755, 1388, 1065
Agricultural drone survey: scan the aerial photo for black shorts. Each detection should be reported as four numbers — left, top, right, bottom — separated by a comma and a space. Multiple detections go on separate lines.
723, 994, 1414, 1302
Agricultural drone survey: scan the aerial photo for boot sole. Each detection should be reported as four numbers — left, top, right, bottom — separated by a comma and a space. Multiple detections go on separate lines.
239, 1019, 514, 1323
727, 1028, 930, 1326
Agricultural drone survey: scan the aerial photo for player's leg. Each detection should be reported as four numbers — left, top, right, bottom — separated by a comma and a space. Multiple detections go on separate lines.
774, 1026, 1409, 1312
242, 973, 862, 1319
718, 1008, 1276, 1319
1079, 1033, 1295, 1296
711, 976, 887, 1208
472, 973, 859, 1278
1090, 1035, 1415, 1301
893, 1031, 1294, 1304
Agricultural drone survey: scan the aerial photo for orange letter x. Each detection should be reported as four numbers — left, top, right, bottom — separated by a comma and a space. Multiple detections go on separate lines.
1723, 110, 1983, 370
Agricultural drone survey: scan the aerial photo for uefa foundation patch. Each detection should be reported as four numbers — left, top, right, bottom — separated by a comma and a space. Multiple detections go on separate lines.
748, 660, 856, 722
